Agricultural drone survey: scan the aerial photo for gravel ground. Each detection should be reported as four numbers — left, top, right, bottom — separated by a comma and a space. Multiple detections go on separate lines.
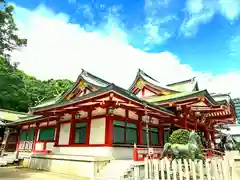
0, 167, 88, 180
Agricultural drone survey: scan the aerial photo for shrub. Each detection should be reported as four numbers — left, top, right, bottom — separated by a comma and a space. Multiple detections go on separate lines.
169, 129, 204, 153
169, 129, 190, 145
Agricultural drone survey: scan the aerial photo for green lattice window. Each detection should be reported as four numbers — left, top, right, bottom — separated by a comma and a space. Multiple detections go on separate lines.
74, 122, 87, 144
142, 127, 159, 146
164, 129, 170, 144
20, 128, 35, 141
38, 127, 55, 141
113, 120, 137, 144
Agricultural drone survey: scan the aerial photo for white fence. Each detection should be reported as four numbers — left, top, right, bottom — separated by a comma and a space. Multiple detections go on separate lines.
133, 157, 238, 180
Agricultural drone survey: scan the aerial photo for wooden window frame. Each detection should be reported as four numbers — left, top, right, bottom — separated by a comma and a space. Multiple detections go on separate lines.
113, 120, 138, 145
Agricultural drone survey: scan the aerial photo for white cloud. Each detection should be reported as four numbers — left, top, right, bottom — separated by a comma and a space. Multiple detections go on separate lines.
182, 0, 240, 37
11, 4, 240, 98
144, 0, 177, 46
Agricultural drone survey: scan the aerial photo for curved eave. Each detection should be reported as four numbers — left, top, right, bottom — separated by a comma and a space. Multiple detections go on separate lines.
30, 84, 176, 117
6, 115, 43, 126
152, 90, 228, 106
129, 74, 179, 94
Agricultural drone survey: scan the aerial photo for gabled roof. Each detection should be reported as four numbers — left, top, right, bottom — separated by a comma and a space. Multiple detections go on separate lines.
60, 69, 111, 101
144, 90, 228, 106
129, 69, 179, 93
30, 84, 175, 116
166, 77, 199, 92
0, 109, 29, 122
32, 69, 111, 109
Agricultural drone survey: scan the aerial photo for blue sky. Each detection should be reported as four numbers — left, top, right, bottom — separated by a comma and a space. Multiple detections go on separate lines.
9, 0, 240, 97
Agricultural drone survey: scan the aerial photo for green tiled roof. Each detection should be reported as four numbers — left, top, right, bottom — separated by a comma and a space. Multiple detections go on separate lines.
166, 78, 198, 92
30, 84, 175, 116
32, 69, 111, 109
128, 69, 179, 92
144, 90, 227, 106
0, 109, 28, 122
6, 115, 43, 126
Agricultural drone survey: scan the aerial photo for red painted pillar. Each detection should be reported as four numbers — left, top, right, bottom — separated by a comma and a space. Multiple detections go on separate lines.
32, 124, 39, 153
211, 126, 216, 145
68, 112, 76, 145
54, 120, 60, 146
86, 110, 92, 145
15, 130, 20, 152
204, 127, 212, 158
138, 122, 143, 145
105, 114, 113, 146
159, 126, 164, 146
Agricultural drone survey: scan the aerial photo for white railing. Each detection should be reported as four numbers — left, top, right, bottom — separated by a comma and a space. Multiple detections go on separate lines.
18, 141, 33, 152
133, 157, 236, 180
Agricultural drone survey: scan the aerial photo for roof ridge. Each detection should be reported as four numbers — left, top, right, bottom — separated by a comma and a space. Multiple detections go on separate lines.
81, 69, 111, 85
139, 69, 160, 83
167, 77, 196, 86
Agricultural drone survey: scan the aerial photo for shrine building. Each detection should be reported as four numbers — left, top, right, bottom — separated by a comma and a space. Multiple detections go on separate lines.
4, 69, 236, 177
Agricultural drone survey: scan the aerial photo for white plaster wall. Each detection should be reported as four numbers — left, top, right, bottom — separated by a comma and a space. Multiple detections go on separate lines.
114, 108, 125, 117
129, 111, 138, 120
90, 118, 106, 144
39, 122, 47, 127
46, 142, 54, 150
76, 110, 88, 118
22, 125, 28, 130
35, 142, 44, 151
92, 107, 106, 116
58, 123, 71, 145
60, 113, 72, 121
51, 146, 133, 159
111, 147, 133, 159
52, 147, 113, 157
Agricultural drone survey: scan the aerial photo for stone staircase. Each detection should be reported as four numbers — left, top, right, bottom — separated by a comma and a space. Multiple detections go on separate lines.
0, 153, 22, 167
96, 160, 135, 180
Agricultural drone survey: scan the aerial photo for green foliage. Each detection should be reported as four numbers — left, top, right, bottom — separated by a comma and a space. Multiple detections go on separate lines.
169, 129, 204, 153
0, 56, 74, 112
0, 0, 27, 58
0, 1, 74, 112
169, 129, 190, 145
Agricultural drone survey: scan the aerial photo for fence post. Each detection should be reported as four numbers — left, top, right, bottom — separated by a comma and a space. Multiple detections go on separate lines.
134, 165, 140, 180
191, 160, 197, 180
184, 159, 190, 180
172, 160, 177, 180
153, 159, 159, 180
144, 157, 149, 179
160, 159, 165, 180
223, 155, 230, 180
178, 159, 183, 180
165, 158, 171, 180
198, 160, 204, 180
205, 159, 211, 180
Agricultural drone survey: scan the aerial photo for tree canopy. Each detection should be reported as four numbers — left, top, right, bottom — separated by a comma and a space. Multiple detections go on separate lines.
0, 0, 27, 58
0, 1, 74, 112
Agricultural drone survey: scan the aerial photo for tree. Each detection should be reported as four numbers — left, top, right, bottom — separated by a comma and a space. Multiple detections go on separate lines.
0, 0, 27, 58
0, 1, 74, 112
